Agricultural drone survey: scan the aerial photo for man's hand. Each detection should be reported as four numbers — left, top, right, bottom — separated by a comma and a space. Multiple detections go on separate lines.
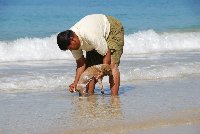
69, 83, 77, 93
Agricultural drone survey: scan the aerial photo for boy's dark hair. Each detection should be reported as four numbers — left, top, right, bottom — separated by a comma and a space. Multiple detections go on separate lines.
57, 30, 73, 50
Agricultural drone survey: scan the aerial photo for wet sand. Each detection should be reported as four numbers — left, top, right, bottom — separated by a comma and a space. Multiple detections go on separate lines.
132, 124, 200, 134
1, 75, 200, 134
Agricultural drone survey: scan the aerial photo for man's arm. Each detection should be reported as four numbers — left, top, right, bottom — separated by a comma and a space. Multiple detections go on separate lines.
74, 55, 86, 84
69, 56, 86, 92
103, 48, 111, 64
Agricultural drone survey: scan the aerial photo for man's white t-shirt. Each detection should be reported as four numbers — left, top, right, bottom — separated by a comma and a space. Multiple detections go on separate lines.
70, 14, 110, 60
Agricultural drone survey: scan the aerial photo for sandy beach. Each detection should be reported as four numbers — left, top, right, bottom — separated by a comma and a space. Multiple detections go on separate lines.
1, 65, 200, 133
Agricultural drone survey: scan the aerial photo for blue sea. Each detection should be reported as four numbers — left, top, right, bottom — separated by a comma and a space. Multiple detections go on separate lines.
0, 0, 200, 61
0, 0, 200, 133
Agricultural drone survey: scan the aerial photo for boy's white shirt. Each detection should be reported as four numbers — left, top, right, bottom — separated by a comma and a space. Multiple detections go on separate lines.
70, 14, 110, 60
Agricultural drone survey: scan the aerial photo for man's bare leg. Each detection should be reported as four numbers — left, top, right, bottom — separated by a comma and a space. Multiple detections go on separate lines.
109, 63, 120, 96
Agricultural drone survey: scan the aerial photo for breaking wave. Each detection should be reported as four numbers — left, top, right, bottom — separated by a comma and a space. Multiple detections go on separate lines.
0, 30, 200, 62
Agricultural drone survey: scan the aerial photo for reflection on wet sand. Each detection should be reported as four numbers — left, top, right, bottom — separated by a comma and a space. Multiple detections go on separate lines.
66, 105, 200, 134
70, 95, 123, 126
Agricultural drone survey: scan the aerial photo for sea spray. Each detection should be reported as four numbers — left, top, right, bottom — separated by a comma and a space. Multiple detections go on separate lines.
124, 30, 200, 54
0, 30, 200, 62
0, 35, 71, 62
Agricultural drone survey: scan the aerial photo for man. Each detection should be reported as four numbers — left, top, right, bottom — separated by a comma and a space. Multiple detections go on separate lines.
57, 14, 124, 95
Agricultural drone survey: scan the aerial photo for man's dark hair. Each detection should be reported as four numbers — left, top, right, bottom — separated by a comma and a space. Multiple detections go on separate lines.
57, 30, 74, 50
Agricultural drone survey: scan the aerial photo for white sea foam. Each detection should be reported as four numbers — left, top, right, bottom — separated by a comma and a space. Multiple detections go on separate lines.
1, 56, 200, 93
0, 30, 200, 62
1, 30, 200, 93
124, 30, 200, 54
0, 75, 66, 93
0, 35, 71, 62
120, 62, 200, 81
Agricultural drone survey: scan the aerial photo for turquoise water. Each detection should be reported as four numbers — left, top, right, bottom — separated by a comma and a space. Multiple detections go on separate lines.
0, 0, 200, 90
1, 0, 200, 40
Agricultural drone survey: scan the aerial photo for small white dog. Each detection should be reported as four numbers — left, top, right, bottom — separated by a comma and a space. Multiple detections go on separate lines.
75, 64, 112, 96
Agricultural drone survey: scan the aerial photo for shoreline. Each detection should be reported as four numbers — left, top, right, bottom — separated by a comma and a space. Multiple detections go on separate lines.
132, 123, 200, 134
64, 108, 200, 134
1, 76, 200, 134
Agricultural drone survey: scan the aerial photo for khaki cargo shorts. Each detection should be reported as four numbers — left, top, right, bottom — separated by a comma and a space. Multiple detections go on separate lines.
85, 16, 124, 68
106, 16, 124, 65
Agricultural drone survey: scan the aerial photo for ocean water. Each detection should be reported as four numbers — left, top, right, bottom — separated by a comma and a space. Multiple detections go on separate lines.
1, 0, 200, 40
0, 0, 200, 133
